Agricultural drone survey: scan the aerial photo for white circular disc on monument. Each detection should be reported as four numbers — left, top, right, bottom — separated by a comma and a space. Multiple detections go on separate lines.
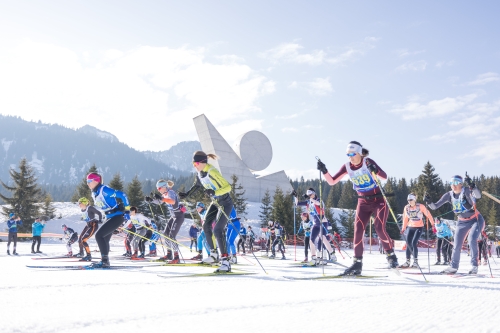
235, 131, 273, 172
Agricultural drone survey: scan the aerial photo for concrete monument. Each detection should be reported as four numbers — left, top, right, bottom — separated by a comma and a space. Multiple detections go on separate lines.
193, 114, 292, 202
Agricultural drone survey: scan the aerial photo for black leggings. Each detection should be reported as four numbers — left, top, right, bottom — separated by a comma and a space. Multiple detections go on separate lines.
237, 236, 247, 253
32, 236, 41, 252
436, 237, 452, 262
79, 222, 98, 255
7, 233, 17, 249
139, 230, 152, 254
95, 215, 125, 256
203, 194, 234, 255
164, 211, 185, 253
272, 237, 285, 255
249, 238, 254, 252
405, 227, 423, 260
478, 241, 488, 261
304, 236, 310, 258
497, 246, 500, 257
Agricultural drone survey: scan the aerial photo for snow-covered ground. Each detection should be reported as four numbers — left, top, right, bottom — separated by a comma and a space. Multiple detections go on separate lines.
1, 202, 499, 333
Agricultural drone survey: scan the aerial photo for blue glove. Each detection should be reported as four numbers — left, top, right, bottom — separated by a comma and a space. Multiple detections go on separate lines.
123, 212, 130, 220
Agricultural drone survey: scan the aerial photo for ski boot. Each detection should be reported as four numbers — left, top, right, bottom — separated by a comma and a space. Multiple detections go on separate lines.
75, 252, 84, 258
202, 250, 219, 265
301, 257, 308, 263
441, 266, 458, 275
307, 255, 318, 266
31, 250, 36, 254
230, 255, 238, 264
483, 260, 488, 266
469, 266, 478, 274
122, 251, 131, 257
137, 253, 145, 259
147, 250, 157, 257
443, 261, 450, 265
36, 250, 43, 254
65, 251, 73, 257
386, 251, 399, 268
13, 251, 19, 256
159, 250, 173, 261
411, 260, 419, 268
191, 251, 203, 260
328, 252, 337, 263
131, 251, 138, 259
79, 254, 92, 262
168, 252, 181, 264
7, 250, 10, 255
215, 256, 231, 273
281, 255, 286, 260
434, 260, 441, 265
399, 259, 411, 268
341, 258, 362, 276
269, 254, 276, 259
90, 256, 110, 269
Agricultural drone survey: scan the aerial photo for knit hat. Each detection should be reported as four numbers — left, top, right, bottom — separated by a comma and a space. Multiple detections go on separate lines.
193, 151, 208, 163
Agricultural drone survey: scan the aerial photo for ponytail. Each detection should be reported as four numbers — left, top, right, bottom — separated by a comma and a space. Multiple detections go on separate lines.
361, 148, 369, 157
206, 153, 218, 160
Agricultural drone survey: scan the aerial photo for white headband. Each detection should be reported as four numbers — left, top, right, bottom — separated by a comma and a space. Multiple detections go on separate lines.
407, 194, 417, 201
346, 143, 363, 155
306, 189, 315, 195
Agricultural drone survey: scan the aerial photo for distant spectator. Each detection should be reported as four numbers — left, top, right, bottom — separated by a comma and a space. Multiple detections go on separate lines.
31, 217, 46, 253
7, 213, 22, 255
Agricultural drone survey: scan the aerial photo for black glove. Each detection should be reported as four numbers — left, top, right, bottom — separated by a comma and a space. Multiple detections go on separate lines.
465, 173, 475, 189
154, 193, 162, 200
145, 196, 153, 203
178, 192, 188, 200
366, 161, 378, 174
204, 189, 216, 198
200, 171, 208, 178
469, 182, 476, 190
291, 190, 297, 197
317, 160, 328, 174
423, 192, 432, 205
303, 194, 309, 199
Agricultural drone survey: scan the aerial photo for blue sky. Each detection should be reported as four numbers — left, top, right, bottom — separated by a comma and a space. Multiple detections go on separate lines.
0, 1, 499, 181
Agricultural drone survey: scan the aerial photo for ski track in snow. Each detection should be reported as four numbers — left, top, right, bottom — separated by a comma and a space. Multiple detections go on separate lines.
1, 202, 500, 333
1, 242, 500, 333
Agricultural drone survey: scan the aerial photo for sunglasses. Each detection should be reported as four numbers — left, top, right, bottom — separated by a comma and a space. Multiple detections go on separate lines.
450, 180, 463, 185
192, 161, 200, 166
346, 153, 356, 157
86, 179, 94, 184
407, 199, 415, 202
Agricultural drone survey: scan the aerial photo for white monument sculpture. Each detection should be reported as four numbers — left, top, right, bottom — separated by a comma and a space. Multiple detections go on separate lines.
193, 114, 293, 202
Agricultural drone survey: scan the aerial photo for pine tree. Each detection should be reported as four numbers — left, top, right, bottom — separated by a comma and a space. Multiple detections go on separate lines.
486, 202, 498, 240
383, 178, 402, 240
259, 189, 273, 227
126, 175, 145, 208
0, 158, 42, 232
324, 186, 340, 233
40, 194, 57, 220
109, 173, 124, 192
71, 164, 98, 203
413, 162, 449, 218
338, 209, 355, 238
270, 186, 294, 234
230, 174, 248, 216
337, 180, 358, 209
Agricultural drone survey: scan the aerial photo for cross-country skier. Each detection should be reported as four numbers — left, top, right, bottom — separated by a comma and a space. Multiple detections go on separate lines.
7, 213, 22, 255
238, 224, 247, 255
399, 193, 435, 268
247, 226, 255, 253
147, 220, 159, 257
87, 172, 131, 268
297, 212, 313, 263
191, 202, 210, 260
126, 207, 150, 259
317, 141, 400, 275
424, 175, 484, 274
434, 218, 453, 265
31, 217, 45, 254
62, 224, 78, 257
294, 188, 335, 266
478, 230, 489, 265
189, 222, 199, 252
77, 197, 102, 261
178, 151, 234, 272
156, 180, 185, 264
268, 221, 286, 260
226, 208, 241, 264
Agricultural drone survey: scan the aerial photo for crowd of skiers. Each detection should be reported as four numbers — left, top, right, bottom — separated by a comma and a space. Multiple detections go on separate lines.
3, 144, 499, 275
